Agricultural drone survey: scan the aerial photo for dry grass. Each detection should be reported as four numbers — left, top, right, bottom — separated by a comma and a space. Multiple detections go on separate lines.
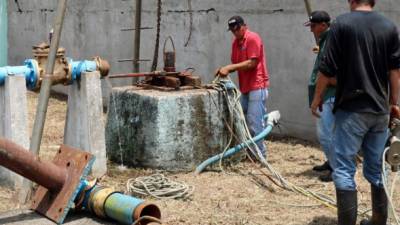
0, 92, 399, 225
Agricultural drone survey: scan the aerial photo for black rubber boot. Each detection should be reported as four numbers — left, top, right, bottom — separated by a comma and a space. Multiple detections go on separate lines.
360, 185, 388, 225
336, 189, 357, 225
319, 170, 333, 182
313, 161, 332, 171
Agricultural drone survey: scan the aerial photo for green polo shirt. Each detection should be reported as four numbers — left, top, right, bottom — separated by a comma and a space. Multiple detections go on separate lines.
308, 29, 336, 106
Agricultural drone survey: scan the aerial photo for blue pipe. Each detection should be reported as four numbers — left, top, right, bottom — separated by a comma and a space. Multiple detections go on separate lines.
104, 193, 144, 225
0, 59, 38, 89
0, 59, 98, 89
80, 183, 161, 225
195, 111, 280, 174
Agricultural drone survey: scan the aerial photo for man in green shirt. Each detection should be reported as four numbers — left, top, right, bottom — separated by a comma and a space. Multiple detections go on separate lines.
305, 11, 336, 182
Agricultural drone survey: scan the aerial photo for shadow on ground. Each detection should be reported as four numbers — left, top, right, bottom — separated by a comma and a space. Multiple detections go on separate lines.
307, 216, 336, 225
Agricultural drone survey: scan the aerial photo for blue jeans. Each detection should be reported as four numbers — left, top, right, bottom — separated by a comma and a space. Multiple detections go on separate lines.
316, 97, 335, 163
331, 110, 389, 190
240, 88, 268, 157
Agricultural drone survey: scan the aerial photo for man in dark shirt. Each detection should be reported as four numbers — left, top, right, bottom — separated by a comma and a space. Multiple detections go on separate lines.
311, 0, 400, 224
305, 11, 335, 182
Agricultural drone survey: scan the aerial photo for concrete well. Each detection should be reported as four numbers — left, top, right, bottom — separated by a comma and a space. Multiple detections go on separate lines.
105, 86, 232, 171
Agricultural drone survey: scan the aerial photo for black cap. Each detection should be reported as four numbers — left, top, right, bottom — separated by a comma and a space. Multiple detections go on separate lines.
304, 11, 331, 26
227, 16, 245, 31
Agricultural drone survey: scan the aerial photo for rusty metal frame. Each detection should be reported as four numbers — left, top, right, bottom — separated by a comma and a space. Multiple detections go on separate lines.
31, 145, 95, 224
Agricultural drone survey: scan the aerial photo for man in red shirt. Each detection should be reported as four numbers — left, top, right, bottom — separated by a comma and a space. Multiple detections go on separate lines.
217, 16, 270, 158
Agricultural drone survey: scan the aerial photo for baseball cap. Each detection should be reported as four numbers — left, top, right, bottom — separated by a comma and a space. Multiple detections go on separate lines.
227, 16, 245, 31
304, 11, 331, 26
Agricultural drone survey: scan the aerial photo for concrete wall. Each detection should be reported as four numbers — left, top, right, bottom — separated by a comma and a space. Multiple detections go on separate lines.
0, 0, 6, 66
7, 0, 400, 141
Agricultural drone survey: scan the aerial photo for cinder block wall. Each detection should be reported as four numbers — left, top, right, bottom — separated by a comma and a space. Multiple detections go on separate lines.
8, 0, 400, 141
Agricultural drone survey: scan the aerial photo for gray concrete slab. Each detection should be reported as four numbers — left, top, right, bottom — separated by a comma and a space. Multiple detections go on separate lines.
106, 87, 232, 170
64, 71, 107, 177
0, 76, 29, 188
0, 209, 116, 225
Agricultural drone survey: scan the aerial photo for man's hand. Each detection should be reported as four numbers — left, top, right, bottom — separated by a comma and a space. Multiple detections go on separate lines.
390, 104, 400, 128
215, 66, 231, 77
311, 96, 323, 118
312, 46, 320, 54
391, 104, 400, 119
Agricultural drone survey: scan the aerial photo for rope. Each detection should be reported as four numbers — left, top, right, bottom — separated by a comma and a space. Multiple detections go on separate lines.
151, 0, 162, 71
207, 76, 341, 209
131, 216, 163, 225
126, 174, 194, 200
382, 148, 400, 224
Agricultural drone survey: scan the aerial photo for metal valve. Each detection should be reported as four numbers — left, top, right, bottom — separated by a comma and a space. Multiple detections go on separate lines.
387, 118, 400, 172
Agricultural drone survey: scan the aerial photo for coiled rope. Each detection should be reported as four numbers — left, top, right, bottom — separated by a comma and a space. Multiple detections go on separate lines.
126, 174, 194, 200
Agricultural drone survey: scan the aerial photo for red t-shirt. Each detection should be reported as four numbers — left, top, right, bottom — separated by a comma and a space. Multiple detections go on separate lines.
231, 29, 269, 94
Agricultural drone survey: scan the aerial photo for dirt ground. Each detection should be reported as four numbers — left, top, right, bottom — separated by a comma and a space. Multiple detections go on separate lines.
0, 91, 399, 225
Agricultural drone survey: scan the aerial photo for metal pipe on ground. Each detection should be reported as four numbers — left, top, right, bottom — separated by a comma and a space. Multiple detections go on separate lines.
82, 185, 161, 225
0, 138, 66, 192
0, 138, 161, 224
0, 138, 95, 224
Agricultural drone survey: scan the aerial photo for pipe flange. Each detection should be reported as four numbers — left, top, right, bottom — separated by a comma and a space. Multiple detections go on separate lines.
75, 179, 98, 210
93, 56, 110, 77
133, 202, 162, 225
24, 59, 40, 90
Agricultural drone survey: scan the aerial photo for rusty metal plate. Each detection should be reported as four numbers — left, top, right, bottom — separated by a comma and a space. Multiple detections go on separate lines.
31, 145, 95, 224
183, 75, 201, 87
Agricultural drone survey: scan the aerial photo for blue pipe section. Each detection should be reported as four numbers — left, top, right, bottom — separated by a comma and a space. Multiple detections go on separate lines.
0, 59, 98, 89
104, 193, 144, 225
0, 59, 38, 89
195, 111, 280, 174
79, 183, 149, 225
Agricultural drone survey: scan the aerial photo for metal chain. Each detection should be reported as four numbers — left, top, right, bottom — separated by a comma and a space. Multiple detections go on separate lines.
151, 0, 162, 71
184, 0, 193, 47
